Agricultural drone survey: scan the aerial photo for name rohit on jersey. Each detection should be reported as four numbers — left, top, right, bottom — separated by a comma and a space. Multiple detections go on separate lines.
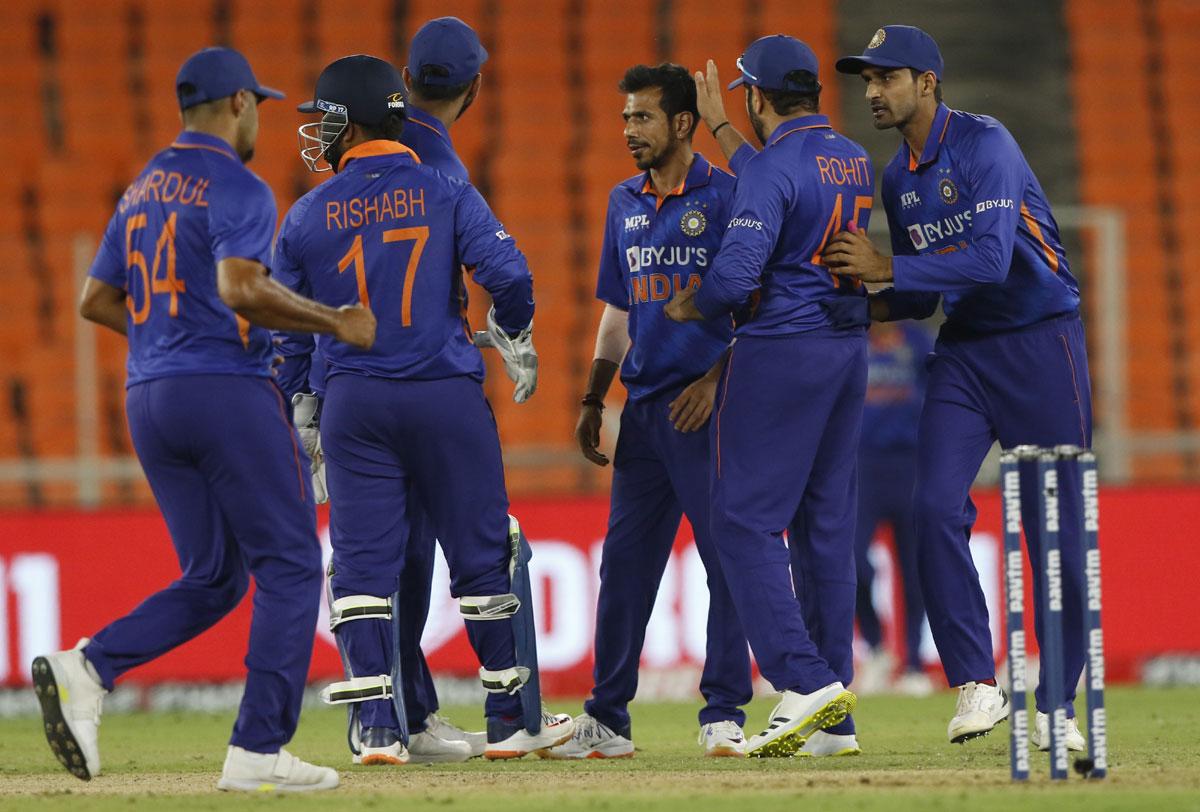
118, 170, 209, 214
815, 155, 871, 187
325, 188, 427, 231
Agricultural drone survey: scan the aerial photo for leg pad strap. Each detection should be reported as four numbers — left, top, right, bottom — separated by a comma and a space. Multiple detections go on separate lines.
460, 593, 520, 621
329, 594, 392, 630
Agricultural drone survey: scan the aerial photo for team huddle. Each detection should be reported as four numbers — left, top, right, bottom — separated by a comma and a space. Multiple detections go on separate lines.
29, 17, 1096, 792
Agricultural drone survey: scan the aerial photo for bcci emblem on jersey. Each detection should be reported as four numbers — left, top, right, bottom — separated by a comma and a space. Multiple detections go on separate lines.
680, 209, 707, 237
938, 177, 959, 205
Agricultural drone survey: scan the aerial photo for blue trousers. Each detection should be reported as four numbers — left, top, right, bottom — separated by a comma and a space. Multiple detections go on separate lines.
84, 375, 322, 753
394, 510, 440, 731
915, 314, 1091, 716
854, 450, 926, 672
584, 386, 753, 734
322, 374, 521, 728
711, 331, 866, 696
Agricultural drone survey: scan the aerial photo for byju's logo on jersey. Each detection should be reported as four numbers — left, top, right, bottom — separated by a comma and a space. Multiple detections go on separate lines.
624, 214, 650, 232
900, 190, 921, 210
907, 224, 928, 250
908, 208, 974, 250
625, 245, 709, 273
680, 209, 707, 237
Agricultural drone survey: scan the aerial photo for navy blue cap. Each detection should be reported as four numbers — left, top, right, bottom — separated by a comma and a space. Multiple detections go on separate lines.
836, 26, 944, 79
176, 47, 284, 110
727, 34, 821, 92
298, 55, 407, 125
408, 17, 489, 86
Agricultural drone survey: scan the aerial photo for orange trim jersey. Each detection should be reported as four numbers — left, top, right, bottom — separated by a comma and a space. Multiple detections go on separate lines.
878, 104, 1080, 333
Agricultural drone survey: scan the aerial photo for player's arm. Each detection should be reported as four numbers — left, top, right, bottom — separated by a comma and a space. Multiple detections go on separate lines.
268, 214, 318, 399
79, 277, 128, 336
668, 345, 729, 433
576, 304, 630, 466
694, 60, 753, 166
668, 158, 785, 322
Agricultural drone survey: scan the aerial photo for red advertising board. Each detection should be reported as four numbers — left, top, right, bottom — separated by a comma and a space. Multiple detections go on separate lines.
0, 487, 1195, 690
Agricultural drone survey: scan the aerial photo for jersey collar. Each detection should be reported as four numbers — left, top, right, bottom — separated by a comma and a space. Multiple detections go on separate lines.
405, 106, 453, 146
337, 139, 422, 172
635, 153, 715, 210
765, 115, 833, 147
907, 103, 953, 172
171, 130, 240, 162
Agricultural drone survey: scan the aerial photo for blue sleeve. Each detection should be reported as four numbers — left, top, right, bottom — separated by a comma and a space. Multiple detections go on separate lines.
693, 155, 786, 320
728, 143, 758, 176
892, 126, 1026, 293
210, 173, 277, 266
454, 183, 534, 334
270, 203, 315, 399
594, 195, 627, 310
87, 210, 125, 289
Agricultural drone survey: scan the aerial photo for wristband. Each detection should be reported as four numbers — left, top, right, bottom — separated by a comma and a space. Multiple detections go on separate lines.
711, 121, 730, 137
581, 393, 605, 410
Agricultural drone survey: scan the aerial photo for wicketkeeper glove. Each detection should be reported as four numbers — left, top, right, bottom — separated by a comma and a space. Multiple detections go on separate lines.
473, 307, 538, 403
291, 392, 328, 504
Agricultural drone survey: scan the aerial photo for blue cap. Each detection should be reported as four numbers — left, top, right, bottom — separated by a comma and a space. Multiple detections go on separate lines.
176, 47, 284, 110
408, 17, 489, 86
727, 34, 821, 92
836, 26, 943, 79
298, 55, 407, 125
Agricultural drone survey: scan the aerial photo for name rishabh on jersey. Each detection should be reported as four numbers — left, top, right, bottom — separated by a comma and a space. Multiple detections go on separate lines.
693, 115, 874, 335
882, 103, 1080, 333
272, 141, 532, 385
87, 131, 277, 386
595, 153, 735, 401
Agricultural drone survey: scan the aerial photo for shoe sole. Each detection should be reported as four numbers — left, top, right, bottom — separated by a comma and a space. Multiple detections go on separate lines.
217, 777, 340, 792
797, 747, 862, 758
485, 727, 575, 760
705, 746, 746, 758
408, 753, 473, 764
31, 657, 91, 781
535, 746, 635, 760
360, 754, 408, 766
748, 690, 857, 759
950, 710, 1011, 744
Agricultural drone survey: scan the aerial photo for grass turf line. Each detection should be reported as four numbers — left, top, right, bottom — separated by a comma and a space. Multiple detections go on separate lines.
0, 686, 1197, 810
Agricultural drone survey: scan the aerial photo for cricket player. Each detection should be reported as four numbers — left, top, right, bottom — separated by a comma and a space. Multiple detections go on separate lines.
545, 63, 752, 760
665, 35, 872, 757
277, 16, 492, 763
32, 47, 376, 792
828, 25, 1090, 750
851, 321, 935, 697
275, 54, 570, 765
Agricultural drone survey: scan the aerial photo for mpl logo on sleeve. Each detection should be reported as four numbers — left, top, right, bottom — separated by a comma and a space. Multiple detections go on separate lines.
624, 214, 650, 232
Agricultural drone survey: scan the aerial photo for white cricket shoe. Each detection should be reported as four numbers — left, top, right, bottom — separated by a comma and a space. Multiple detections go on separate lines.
699, 720, 746, 758
217, 746, 339, 792
1031, 711, 1087, 752
31, 639, 107, 780
407, 730, 473, 764
484, 708, 575, 760
424, 712, 487, 758
947, 681, 1010, 743
894, 670, 936, 697
855, 647, 895, 696
746, 682, 857, 758
537, 713, 632, 759
799, 730, 862, 757
351, 727, 410, 766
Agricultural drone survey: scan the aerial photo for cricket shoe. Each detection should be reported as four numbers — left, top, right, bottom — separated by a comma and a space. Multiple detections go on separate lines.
424, 712, 487, 758
746, 682, 857, 758
351, 727, 410, 765
407, 729, 473, 764
31, 638, 107, 781
1030, 711, 1087, 752
798, 730, 862, 757
538, 713, 634, 760
947, 681, 1010, 743
484, 708, 575, 760
699, 720, 746, 758
217, 746, 339, 792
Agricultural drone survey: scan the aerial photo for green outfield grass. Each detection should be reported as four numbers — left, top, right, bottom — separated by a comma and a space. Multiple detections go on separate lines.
0, 686, 1197, 810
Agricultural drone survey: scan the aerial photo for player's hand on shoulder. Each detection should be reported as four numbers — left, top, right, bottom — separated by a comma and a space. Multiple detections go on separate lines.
575, 404, 609, 466
668, 376, 717, 433
694, 59, 729, 132
334, 304, 376, 350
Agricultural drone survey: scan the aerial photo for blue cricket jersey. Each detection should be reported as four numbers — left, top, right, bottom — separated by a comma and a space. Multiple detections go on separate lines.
88, 130, 276, 386
860, 322, 933, 453
877, 104, 1080, 334
693, 115, 874, 335
595, 154, 734, 402
272, 141, 532, 387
